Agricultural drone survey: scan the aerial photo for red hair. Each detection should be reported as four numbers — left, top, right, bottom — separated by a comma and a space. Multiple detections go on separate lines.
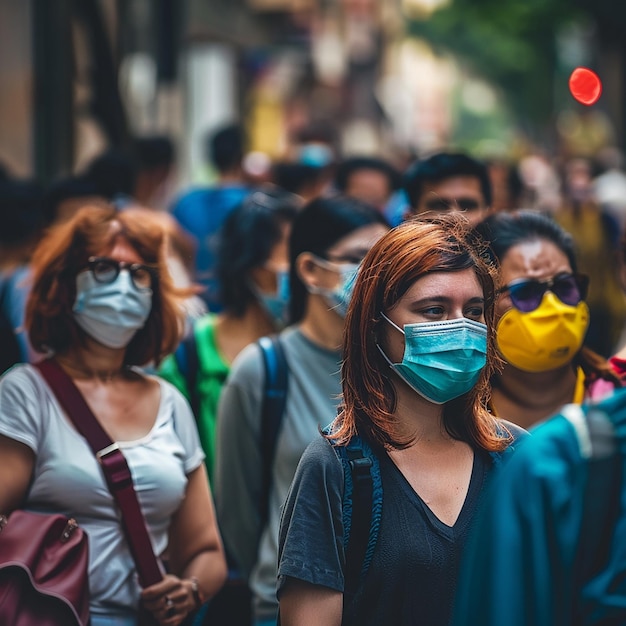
331, 214, 509, 452
26, 204, 188, 366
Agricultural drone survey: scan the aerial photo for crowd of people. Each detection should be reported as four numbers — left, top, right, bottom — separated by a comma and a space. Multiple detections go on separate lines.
2, 121, 626, 626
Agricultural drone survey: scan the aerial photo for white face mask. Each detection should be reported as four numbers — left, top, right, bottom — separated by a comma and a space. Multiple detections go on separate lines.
73, 270, 153, 349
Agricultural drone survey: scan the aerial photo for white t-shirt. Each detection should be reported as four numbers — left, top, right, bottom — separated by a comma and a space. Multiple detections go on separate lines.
0, 364, 204, 619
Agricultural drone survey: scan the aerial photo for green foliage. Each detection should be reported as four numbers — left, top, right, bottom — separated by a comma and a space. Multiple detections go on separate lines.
408, 0, 584, 130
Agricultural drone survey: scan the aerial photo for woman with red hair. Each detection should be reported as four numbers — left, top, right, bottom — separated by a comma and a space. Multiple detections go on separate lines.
0, 205, 227, 625
277, 214, 526, 626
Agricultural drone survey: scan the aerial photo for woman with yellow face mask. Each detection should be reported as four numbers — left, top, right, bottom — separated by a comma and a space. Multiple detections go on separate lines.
475, 210, 622, 429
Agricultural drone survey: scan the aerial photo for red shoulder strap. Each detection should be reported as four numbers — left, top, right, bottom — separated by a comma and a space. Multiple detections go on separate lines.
35, 359, 163, 588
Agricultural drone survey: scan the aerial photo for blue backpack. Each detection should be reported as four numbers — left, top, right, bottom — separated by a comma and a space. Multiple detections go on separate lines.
256, 339, 384, 600
182, 334, 384, 624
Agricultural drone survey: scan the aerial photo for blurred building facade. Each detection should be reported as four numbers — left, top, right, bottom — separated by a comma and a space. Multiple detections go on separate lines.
0, 0, 419, 187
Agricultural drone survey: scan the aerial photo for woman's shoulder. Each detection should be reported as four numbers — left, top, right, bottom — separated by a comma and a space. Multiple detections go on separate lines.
292, 435, 345, 485
194, 313, 219, 336
0, 364, 52, 450
147, 370, 192, 412
226, 338, 266, 385
0, 362, 48, 394
496, 418, 529, 443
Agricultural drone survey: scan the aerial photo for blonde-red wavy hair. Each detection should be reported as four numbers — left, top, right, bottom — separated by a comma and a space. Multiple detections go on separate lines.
26, 204, 188, 366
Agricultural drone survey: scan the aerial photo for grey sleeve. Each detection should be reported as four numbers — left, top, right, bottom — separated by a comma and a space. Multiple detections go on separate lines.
277, 436, 346, 596
214, 342, 265, 578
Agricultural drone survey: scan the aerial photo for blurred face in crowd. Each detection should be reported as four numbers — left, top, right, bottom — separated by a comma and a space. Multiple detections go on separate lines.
410, 176, 489, 226
345, 168, 394, 211
297, 222, 389, 319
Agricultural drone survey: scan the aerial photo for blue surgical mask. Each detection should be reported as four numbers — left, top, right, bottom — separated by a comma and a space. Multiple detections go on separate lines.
252, 269, 290, 328
308, 257, 360, 318
73, 270, 153, 349
377, 313, 488, 404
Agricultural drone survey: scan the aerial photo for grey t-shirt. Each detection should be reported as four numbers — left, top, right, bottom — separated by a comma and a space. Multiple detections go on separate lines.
214, 326, 342, 621
277, 436, 491, 626
0, 364, 204, 620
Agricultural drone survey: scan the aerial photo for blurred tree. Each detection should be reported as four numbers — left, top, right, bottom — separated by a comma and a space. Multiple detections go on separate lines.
409, 0, 626, 143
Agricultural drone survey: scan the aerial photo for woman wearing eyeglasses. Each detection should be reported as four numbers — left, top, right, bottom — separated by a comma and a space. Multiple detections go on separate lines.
0, 205, 227, 625
475, 210, 621, 429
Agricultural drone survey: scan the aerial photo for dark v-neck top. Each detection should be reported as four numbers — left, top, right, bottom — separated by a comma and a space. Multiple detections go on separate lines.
278, 436, 491, 626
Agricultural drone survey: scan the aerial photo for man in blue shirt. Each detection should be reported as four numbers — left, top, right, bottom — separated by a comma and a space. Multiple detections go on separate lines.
172, 124, 251, 310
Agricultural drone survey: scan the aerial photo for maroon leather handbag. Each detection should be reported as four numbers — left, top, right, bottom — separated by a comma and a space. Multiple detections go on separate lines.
0, 509, 90, 626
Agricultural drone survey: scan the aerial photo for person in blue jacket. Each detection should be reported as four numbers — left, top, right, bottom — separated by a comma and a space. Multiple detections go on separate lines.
452, 388, 626, 626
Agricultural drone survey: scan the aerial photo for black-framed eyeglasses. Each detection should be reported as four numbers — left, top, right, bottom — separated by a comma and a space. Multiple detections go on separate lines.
498, 273, 589, 313
85, 256, 157, 291
423, 197, 483, 212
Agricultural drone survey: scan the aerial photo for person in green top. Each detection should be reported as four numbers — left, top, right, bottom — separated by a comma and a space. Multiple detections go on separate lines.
160, 188, 300, 478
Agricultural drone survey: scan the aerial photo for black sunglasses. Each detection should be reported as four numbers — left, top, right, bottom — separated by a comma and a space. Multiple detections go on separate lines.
85, 256, 157, 291
498, 273, 589, 313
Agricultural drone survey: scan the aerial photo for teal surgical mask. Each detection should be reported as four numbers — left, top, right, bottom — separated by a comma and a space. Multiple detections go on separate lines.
377, 313, 488, 404
251, 269, 290, 328
308, 256, 360, 318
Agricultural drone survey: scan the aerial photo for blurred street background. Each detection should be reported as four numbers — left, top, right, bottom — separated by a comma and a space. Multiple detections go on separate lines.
3, 0, 626, 189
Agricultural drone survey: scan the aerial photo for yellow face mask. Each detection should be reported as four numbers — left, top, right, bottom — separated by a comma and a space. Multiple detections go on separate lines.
496, 292, 589, 373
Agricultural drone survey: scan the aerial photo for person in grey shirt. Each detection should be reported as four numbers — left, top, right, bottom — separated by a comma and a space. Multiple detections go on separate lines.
214, 196, 389, 626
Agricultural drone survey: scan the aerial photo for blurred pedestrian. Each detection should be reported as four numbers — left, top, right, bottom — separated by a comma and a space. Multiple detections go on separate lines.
403, 152, 492, 225
132, 135, 176, 210
593, 146, 626, 232
554, 157, 626, 357
215, 196, 389, 626
160, 188, 299, 480
452, 387, 626, 626
171, 124, 251, 310
0, 204, 227, 625
277, 214, 525, 626
486, 158, 525, 212
475, 210, 621, 429
334, 156, 401, 214
271, 161, 332, 203
0, 178, 45, 370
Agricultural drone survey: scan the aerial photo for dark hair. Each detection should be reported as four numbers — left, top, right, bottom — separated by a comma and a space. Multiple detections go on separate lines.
294, 121, 338, 150
333, 213, 508, 452
133, 136, 175, 170
403, 152, 492, 208
27, 204, 187, 366
0, 179, 45, 246
43, 176, 101, 225
289, 195, 390, 323
207, 124, 244, 173
335, 157, 401, 194
217, 189, 300, 316
83, 150, 137, 199
271, 162, 328, 196
474, 210, 578, 272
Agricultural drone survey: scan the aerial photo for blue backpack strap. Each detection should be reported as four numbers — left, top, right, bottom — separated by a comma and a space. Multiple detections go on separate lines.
258, 335, 289, 527
325, 429, 382, 606
174, 325, 201, 420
